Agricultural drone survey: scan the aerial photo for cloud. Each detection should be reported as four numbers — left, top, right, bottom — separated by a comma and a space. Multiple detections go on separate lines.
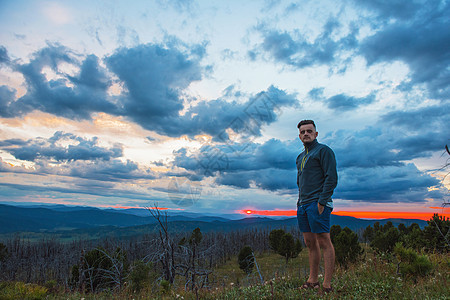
326, 93, 376, 111
67, 159, 156, 182
0, 180, 158, 202
354, 0, 425, 20
251, 18, 358, 69
308, 88, 376, 111
380, 103, 449, 131
217, 168, 297, 191
173, 138, 300, 191
175, 86, 298, 139
0, 86, 17, 118
0, 46, 9, 64
2, 42, 297, 140
0, 132, 157, 183
328, 116, 447, 170
172, 106, 446, 203
335, 163, 440, 202
105, 42, 204, 122
358, 1, 450, 99
68, 54, 111, 90
6, 43, 116, 119
1, 131, 123, 162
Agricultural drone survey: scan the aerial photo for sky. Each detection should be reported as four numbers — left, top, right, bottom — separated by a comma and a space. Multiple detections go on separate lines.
0, 0, 449, 220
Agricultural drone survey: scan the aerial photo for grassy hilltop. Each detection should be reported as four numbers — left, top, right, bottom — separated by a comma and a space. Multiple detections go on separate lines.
1, 247, 448, 299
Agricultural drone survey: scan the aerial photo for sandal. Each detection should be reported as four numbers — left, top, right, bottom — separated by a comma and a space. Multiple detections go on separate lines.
322, 286, 333, 293
301, 281, 320, 289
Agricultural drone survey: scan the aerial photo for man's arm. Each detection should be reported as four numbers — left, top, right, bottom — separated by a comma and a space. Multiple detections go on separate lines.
318, 146, 338, 206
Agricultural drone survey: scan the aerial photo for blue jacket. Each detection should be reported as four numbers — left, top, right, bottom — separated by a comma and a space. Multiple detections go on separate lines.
296, 139, 338, 206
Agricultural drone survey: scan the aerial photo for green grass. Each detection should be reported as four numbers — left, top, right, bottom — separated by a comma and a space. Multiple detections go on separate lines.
3, 248, 449, 299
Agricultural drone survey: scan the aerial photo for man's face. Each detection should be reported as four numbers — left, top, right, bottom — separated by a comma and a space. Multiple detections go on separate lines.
299, 124, 318, 144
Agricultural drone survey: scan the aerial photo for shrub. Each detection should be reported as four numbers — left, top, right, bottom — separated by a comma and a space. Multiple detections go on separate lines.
43, 280, 58, 294
362, 225, 375, 243
269, 229, 302, 263
269, 229, 285, 252
402, 226, 425, 251
0, 281, 48, 300
189, 227, 203, 246
129, 260, 153, 292
422, 214, 449, 253
71, 246, 129, 293
394, 243, 433, 279
278, 233, 302, 264
0, 242, 8, 262
238, 246, 255, 274
371, 227, 400, 253
331, 226, 363, 268
160, 279, 171, 294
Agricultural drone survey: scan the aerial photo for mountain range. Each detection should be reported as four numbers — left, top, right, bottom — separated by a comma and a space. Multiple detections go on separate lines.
0, 203, 428, 241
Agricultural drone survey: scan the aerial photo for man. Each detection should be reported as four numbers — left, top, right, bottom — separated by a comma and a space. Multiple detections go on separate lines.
296, 119, 337, 293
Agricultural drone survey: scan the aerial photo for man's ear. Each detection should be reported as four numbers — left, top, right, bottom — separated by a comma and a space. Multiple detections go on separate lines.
315, 131, 319, 138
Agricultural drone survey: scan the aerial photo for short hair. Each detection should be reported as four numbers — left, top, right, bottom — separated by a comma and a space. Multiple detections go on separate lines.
297, 119, 316, 129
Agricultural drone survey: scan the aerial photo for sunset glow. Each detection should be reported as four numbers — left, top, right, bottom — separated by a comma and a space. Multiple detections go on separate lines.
239, 209, 450, 221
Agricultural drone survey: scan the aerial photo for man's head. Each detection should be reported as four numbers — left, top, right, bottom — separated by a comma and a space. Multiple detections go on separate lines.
297, 119, 318, 144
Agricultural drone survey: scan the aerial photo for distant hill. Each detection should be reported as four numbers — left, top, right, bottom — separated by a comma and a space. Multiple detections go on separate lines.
0, 203, 428, 241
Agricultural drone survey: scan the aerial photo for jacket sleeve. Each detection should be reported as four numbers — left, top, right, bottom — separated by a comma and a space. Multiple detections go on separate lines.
318, 146, 338, 206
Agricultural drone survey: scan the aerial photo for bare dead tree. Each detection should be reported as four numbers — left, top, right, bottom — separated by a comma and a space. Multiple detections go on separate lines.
146, 205, 176, 284
94, 247, 129, 291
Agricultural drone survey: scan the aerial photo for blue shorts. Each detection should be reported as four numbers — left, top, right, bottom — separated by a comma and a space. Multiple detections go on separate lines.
297, 201, 333, 233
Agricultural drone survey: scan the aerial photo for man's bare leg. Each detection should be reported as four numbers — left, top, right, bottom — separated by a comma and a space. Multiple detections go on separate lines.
317, 232, 335, 289
303, 232, 320, 285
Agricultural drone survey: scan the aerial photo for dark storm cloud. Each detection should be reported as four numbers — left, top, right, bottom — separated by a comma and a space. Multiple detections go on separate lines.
0, 181, 158, 201
5, 43, 117, 119
216, 168, 297, 191
68, 54, 111, 90
381, 102, 450, 131
0, 46, 10, 64
0, 86, 17, 117
176, 86, 298, 139
326, 93, 375, 111
173, 138, 301, 191
358, 0, 450, 99
2, 41, 296, 139
104, 43, 299, 139
335, 163, 439, 202
67, 159, 157, 182
354, 0, 426, 20
254, 1, 449, 100
173, 107, 445, 202
328, 106, 447, 170
173, 138, 298, 175
251, 18, 358, 68
0, 135, 157, 182
307, 88, 376, 111
1, 131, 123, 162
105, 42, 203, 123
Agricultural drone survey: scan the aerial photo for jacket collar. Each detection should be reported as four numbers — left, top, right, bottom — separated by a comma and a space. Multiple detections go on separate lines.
303, 139, 318, 150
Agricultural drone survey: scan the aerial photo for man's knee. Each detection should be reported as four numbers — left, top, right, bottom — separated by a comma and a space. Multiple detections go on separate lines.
302, 233, 318, 249
316, 233, 333, 249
